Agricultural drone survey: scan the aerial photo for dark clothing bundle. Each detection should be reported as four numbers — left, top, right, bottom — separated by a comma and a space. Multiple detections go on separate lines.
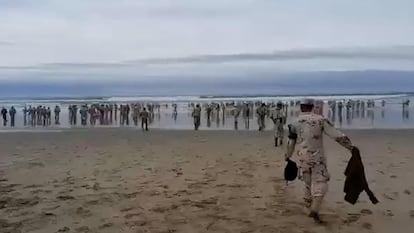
284, 159, 298, 181
344, 147, 379, 205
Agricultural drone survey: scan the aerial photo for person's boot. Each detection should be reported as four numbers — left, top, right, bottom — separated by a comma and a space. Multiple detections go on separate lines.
303, 198, 312, 215
309, 211, 324, 224
309, 196, 325, 224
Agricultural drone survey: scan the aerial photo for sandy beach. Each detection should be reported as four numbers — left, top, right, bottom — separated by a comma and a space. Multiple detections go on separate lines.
0, 129, 413, 233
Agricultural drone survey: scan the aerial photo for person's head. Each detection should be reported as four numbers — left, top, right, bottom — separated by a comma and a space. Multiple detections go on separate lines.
143, 108, 146, 111
276, 102, 283, 109
196, 104, 200, 108
300, 99, 315, 112
261, 103, 266, 107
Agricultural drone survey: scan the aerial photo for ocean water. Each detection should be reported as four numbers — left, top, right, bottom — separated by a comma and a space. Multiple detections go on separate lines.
0, 93, 413, 130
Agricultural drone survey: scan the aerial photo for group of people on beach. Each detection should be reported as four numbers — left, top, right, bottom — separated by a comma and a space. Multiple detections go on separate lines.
1, 106, 17, 127
328, 99, 411, 123
0, 99, 410, 132
68, 104, 153, 131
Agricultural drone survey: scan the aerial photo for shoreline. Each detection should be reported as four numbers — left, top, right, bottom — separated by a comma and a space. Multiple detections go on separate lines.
2, 127, 414, 133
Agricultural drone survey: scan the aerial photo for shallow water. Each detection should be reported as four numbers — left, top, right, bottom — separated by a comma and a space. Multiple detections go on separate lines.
0, 95, 413, 130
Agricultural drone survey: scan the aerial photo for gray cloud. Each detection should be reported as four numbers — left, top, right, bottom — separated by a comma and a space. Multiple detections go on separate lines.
132, 46, 414, 64
0, 41, 14, 46
1, 45, 414, 72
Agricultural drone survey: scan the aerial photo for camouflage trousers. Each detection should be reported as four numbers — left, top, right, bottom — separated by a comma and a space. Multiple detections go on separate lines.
300, 162, 330, 211
273, 125, 284, 138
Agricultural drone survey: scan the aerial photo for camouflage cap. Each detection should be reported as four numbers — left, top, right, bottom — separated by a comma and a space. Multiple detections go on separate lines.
301, 98, 315, 106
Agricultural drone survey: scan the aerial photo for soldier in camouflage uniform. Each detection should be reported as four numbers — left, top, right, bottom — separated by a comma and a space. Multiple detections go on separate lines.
286, 98, 353, 224
270, 101, 286, 147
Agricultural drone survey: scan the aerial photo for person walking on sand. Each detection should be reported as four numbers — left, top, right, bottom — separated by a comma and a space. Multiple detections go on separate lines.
270, 102, 286, 147
1, 107, 8, 126
285, 98, 353, 224
192, 104, 202, 130
140, 108, 149, 131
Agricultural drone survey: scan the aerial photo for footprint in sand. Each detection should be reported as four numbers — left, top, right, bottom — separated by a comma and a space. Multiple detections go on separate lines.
0, 218, 22, 231
384, 210, 394, 217
57, 195, 75, 201
362, 222, 373, 230
76, 207, 92, 217
120, 207, 134, 212
75, 226, 91, 233
404, 190, 411, 195
382, 193, 396, 201
125, 220, 147, 227
57, 226, 70, 232
125, 213, 142, 219
409, 210, 414, 218
0, 197, 40, 209
361, 209, 373, 215
98, 223, 114, 229
344, 213, 361, 224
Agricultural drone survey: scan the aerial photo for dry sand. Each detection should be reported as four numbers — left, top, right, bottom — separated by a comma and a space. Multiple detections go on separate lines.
0, 129, 413, 233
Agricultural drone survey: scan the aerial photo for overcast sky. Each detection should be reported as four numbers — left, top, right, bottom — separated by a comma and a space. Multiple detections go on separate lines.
1, 0, 414, 82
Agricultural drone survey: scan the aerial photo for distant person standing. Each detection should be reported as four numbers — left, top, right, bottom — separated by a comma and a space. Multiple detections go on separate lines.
132, 104, 140, 126
126, 104, 130, 126
46, 107, 52, 126
42, 106, 47, 126
140, 108, 149, 131
243, 103, 250, 129
109, 104, 114, 124
54, 105, 61, 125
256, 103, 267, 131
270, 102, 286, 147
114, 104, 118, 122
233, 107, 241, 130
9, 106, 16, 127
72, 105, 78, 125
192, 104, 202, 130
29, 106, 35, 127
23, 106, 28, 126
1, 107, 8, 126
80, 105, 88, 126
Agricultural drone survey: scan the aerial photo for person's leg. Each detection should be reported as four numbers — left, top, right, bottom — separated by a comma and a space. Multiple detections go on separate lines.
197, 117, 201, 130
301, 170, 313, 212
145, 119, 148, 131
310, 163, 329, 223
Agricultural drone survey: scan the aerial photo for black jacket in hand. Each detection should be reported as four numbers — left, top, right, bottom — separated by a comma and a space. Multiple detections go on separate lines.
344, 147, 379, 205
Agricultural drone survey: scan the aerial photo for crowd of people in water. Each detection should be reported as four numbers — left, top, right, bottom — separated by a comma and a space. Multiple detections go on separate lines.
0, 99, 411, 130
326, 99, 411, 124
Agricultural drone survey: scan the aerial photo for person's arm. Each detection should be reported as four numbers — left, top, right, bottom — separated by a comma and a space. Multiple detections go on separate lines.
323, 118, 353, 150
285, 124, 298, 160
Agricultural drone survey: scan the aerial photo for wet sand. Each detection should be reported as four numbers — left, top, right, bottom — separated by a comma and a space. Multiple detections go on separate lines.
0, 129, 413, 233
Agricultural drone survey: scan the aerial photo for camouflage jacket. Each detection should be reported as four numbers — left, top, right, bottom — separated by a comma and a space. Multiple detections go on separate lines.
286, 112, 352, 168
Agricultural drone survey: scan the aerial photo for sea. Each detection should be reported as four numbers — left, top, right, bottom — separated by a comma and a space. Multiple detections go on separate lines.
0, 93, 413, 130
